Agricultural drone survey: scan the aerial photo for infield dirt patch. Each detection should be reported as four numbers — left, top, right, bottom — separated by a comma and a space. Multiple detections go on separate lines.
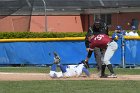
0, 72, 140, 81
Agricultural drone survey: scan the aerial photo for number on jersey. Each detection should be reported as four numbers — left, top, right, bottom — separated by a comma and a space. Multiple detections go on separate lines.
94, 35, 104, 40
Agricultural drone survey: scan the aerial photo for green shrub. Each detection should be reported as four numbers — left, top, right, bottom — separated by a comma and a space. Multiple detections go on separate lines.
0, 32, 87, 39
0, 30, 139, 39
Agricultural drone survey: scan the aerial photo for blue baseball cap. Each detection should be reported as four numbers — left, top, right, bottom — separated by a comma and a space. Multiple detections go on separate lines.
116, 26, 122, 30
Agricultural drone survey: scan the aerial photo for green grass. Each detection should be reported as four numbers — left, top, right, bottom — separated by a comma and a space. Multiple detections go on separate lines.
114, 68, 140, 75
0, 67, 140, 75
0, 80, 140, 93
0, 67, 140, 93
0, 67, 49, 73
92, 68, 140, 75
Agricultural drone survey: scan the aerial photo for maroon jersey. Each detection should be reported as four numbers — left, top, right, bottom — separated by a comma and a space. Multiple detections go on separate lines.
90, 34, 111, 49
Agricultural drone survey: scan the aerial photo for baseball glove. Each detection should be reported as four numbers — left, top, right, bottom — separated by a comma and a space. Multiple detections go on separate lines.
81, 60, 89, 68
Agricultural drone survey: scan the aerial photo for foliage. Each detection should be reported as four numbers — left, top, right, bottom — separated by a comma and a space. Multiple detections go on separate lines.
0, 30, 140, 39
0, 30, 139, 39
0, 32, 86, 39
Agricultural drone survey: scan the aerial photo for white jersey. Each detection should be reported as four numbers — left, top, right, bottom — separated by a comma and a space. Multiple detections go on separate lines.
49, 64, 85, 78
128, 31, 139, 36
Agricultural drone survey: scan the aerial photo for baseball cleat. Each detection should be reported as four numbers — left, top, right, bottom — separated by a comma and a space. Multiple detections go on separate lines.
107, 74, 117, 78
100, 74, 108, 78
53, 52, 61, 64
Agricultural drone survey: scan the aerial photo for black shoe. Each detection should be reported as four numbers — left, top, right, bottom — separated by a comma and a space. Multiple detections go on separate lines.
100, 74, 108, 78
53, 52, 60, 64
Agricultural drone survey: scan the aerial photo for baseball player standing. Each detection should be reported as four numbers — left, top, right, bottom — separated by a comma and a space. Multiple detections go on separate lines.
85, 19, 109, 74
84, 33, 119, 78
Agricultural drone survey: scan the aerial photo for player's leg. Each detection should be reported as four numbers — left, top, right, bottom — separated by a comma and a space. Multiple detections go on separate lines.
49, 64, 57, 77
103, 54, 115, 75
51, 64, 57, 71
94, 47, 102, 72
49, 64, 58, 78
49, 64, 63, 78
100, 49, 107, 77
100, 64, 107, 78
49, 51, 63, 78
76, 64, 90, 77
59, 64, 67, 73
82, 67, 90, 77
59, 65, 73, 77
103, 41, 118, 78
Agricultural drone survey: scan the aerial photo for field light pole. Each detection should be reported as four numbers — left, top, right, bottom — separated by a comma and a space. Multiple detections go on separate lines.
42, 0, 47, 32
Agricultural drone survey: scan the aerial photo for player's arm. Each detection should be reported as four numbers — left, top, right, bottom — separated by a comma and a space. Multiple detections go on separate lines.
85, 27, 94, 52
82, 49, 93, 68
85, 36, 90, 48
85, 49, 94, 62
87, 50, 93, 59
112, 32, 119, 41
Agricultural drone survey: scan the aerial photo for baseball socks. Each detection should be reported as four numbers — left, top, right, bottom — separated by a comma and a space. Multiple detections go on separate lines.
107, 64, 117, 78
59, 64, 67, 73
107, 64, 114, 74
100, 65, 107, 78
51, 64, 57, 71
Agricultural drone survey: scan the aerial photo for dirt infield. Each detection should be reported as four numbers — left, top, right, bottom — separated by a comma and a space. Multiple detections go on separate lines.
0, 72, 140, 81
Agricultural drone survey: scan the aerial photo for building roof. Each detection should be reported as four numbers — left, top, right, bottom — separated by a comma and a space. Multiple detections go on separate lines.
42, 0, 140, 9
0, 0, 140, 15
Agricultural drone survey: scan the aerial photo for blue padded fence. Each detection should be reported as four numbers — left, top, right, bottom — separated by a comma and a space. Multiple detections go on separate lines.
125, 39, 140, 66
0, 41, 94, 65
0, 38, 139, 66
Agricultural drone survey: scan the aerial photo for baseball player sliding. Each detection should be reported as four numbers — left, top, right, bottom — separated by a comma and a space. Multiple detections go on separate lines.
49, 52, 90, 78
84, 33, 119, 78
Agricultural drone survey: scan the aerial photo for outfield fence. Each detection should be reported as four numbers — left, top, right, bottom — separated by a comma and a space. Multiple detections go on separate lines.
0, 37, 140, 67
